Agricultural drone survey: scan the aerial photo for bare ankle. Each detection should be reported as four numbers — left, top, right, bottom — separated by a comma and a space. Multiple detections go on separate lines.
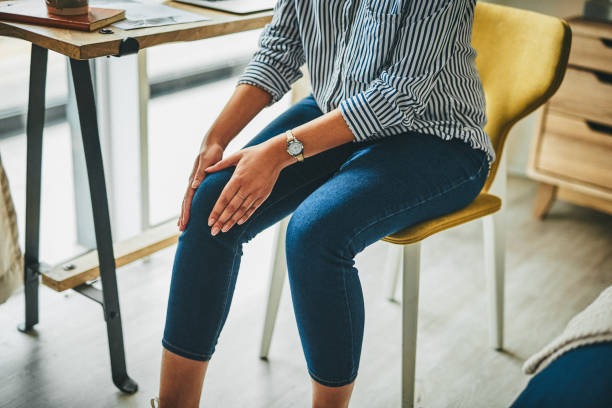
159, 348, 209, 408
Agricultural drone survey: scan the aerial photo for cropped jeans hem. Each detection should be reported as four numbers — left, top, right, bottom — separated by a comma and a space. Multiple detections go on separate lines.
162, 338, 212, 362
308, 368, 359, 387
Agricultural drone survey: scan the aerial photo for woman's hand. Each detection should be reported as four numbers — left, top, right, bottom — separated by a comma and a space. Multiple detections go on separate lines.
204, 137, 290, 235
178, 142, 224, 231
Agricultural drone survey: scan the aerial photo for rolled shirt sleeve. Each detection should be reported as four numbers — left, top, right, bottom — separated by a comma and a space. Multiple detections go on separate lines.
339, 0, 465, 142
237, 0, 306, 106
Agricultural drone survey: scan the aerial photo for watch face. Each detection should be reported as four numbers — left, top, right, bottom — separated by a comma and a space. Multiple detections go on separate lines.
287, 140, 303, 155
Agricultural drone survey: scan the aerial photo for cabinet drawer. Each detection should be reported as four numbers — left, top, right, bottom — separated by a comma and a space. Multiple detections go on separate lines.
549, 68, 612, 126
537, 113, 612, 190
569, 34, 612, 74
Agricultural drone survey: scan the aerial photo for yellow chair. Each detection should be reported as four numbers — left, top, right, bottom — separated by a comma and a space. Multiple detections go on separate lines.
259, 3, 572, 407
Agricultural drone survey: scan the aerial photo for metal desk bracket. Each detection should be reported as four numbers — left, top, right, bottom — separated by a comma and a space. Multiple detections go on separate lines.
74, 282, 104, 306
116, 37, 140, 57
73, 283, 121, 322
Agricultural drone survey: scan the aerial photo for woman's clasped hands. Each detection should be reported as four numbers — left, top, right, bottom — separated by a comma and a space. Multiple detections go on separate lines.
178, 135, 292, 235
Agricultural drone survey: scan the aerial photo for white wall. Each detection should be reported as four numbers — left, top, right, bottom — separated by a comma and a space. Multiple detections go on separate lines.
481, 0, 584, 175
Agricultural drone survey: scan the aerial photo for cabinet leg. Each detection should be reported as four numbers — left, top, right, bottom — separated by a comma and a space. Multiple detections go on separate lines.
69, 58, 138, 394
532, 182, 557, 219
18, 45, 48, 334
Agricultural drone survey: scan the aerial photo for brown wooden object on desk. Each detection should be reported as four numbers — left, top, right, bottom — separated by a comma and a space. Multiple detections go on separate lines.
528, 17, 612, 218
0, 1, 125, 32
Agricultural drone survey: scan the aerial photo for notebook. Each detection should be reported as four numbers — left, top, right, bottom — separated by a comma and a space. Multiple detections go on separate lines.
173, 0, 275, 15
0, 0, 125, 31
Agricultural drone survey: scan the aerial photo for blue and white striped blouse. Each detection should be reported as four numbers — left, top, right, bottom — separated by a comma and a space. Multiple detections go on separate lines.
237, 0, 496, 166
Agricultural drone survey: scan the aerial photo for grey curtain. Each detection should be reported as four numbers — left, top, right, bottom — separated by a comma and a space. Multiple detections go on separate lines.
0, 154, 23, 304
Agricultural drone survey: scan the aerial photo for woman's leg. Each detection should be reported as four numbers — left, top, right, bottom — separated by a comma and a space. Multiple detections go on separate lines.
285, 132, 490, 400
158, 95, 364, 407
159, 351, 208, 408
312, 380, 355, 408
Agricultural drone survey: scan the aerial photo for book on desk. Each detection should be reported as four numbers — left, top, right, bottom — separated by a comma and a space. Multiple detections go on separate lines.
0, 0, 125, 31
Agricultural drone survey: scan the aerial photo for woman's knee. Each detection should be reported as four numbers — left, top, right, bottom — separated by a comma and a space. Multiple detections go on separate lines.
180, 169, 246, 249
285, 206, 349, 275
185, 170, 231, 231
286, 209, 318, 267
182, 168, 259, 248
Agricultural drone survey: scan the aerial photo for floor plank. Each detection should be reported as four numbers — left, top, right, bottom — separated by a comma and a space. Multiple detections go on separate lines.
0, 176, 610, 407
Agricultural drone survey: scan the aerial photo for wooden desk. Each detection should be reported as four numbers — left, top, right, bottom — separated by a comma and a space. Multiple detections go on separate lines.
1, 4, 272, 394
0, 2, 272, 59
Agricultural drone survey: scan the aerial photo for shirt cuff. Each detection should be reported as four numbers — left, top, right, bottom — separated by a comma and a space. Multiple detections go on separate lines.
237, 59, 300, 106
339, 85, 414, 142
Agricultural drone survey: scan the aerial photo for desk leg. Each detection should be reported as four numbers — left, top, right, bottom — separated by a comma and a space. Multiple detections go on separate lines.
18, 45, 48, 333
69, 58, 138, 394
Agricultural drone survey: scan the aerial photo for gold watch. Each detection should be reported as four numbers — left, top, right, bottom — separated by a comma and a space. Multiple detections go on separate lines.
285, 129, 304, 162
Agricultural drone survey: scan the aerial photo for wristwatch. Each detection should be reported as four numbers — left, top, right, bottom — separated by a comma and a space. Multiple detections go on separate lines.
285, 129, 304, 162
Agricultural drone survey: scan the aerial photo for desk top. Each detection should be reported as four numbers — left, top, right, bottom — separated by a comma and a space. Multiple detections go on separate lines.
0, 2, 273, 60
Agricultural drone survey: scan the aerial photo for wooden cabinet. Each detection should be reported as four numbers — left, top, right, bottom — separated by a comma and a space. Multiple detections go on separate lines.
528, 17, 612, 217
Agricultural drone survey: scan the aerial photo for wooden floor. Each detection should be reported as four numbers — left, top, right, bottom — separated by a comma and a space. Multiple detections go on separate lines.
1, 176, 611, 408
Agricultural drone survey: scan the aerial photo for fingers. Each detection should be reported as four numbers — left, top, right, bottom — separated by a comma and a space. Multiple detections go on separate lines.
213, 191, 250, 234
205, 146, 275, 235
237, 198, 264, 225
210, 194, 264, 236
208, 179, 241, 233
179, 145, 227, 230
191, 157, 207, 189
179, 156, 204, 230
179, 187, 195, 231
205, 153, 240, 174
231, 196, 257, 226
217, 194, 258, 233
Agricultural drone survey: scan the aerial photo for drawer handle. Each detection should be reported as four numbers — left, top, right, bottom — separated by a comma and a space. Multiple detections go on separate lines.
594, 71, 612, 84
586, 120, 612, 135
602, 38, 612, 49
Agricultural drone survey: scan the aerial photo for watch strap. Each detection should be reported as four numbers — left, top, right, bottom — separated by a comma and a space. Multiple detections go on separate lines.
285, 129, 295, 143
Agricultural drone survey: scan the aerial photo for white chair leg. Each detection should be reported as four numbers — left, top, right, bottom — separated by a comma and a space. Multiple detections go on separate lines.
386, 243, 404, 302
402, 242, 421, 408
259, 216, 290, 359
483, 210, 505, 351
483, 153, 506, 351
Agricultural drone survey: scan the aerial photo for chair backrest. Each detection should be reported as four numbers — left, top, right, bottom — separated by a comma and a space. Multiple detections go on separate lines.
472, 2, 572, 192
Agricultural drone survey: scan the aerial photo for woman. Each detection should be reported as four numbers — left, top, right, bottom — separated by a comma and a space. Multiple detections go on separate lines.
155, 0, 495, 406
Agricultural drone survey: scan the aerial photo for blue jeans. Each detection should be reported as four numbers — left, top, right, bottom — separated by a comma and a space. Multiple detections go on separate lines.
511, 342, 612, 408
162, 94, 490, 387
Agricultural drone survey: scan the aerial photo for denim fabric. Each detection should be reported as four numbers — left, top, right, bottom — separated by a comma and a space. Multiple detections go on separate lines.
162, 94, 490, 387
511, 342, 612, 408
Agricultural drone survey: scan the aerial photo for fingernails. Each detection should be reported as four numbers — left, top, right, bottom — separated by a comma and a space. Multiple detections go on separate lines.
211, 226, 220, 236
192, 180, 199, 188
221, 224, 230, 232
208, 218, 215, 227
237, 218, 245, 225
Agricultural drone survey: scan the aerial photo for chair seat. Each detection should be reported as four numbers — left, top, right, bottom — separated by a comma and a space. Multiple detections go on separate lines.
382, 193, 502, 245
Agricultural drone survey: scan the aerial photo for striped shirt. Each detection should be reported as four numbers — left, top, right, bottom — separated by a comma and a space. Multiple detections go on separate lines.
237, 0, 496, 166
